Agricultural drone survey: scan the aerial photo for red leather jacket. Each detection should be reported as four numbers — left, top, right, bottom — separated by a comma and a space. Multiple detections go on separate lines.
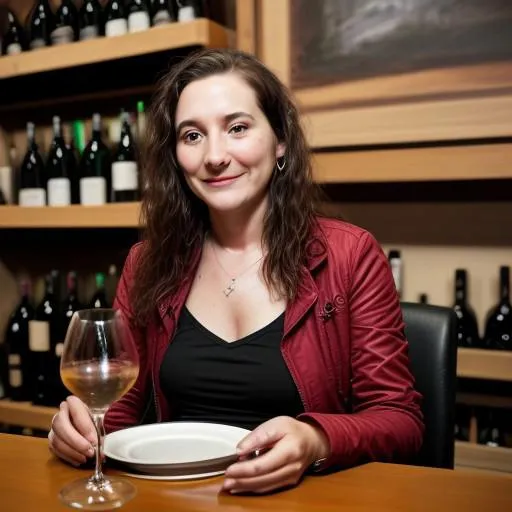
105, 217, 424, 469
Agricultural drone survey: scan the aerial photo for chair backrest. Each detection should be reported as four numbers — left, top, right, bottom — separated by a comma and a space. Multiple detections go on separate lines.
401, 302, 458, 469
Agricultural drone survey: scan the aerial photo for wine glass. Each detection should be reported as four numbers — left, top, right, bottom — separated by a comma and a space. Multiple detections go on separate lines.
59, 308, 140, 510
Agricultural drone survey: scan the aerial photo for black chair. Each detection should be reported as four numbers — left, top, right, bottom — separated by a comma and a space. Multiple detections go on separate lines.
401, 302, 458, 469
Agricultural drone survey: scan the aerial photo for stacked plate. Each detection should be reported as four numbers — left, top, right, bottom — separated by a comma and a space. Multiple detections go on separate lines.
104, 422, 249, 480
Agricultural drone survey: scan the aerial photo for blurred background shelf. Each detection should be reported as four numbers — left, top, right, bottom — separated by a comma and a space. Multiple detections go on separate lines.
0, 203, 140, 229
457, 348, 512, 382
0, 399, 56, 431
0, 19, 231, 80
455, 441, 512, 474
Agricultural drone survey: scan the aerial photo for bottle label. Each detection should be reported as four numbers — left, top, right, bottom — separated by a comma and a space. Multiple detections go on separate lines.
30, 38, 46, 50
28, 320, 50, 352
0, 166, 13, 203
19, 188, 46, 207
128, 11, 151, 32
153, 10, 172, 26
51, 26, 74, 45
9, 369, 22, 388
112, 161, 138, 191
8, 354, 21, 366
48, 177, 71, 206
390, 260, 402, 296
55, 342, 64, 358
80, 176, 107, 205
79, 25, 99, 41
6, 43, 22, 55
105, 18, 128, 37
179, 6, 196, 22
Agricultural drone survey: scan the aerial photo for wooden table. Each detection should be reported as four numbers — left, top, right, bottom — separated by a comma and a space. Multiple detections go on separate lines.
1, 434, 511, 511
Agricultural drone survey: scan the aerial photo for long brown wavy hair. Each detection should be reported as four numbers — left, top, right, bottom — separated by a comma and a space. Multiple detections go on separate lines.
132, 48, 322, 324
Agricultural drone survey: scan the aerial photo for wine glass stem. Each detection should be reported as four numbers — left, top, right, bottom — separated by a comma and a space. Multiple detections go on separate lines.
91, 413, 106, 485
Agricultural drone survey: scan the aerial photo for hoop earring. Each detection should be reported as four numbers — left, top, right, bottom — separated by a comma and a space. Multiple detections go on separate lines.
277, 157, 286, 172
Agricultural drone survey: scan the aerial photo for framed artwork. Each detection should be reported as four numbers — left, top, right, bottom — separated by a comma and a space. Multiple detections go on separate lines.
258, 0, 512, 148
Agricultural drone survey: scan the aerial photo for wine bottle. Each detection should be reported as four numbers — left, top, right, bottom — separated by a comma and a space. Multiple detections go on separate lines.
79, 113, 111, 205
5, 279, 35, 402
51, 0, 79, 45
90, 272, 110, 308
483, 266, 512, 350
79, 0, 103, 40
127, 0, 151, 33
177, 0, 205, 22
105, 0, 128, 37
46, 116, 75, 206
106, 264, 119, 306
29, 0, 55, 50
418, 293, 429, 304
152, 0, 176, 26
388, 249, 402, 299
54, 271, 83, 402
19, 122, 47, 207
29, 272, 60, 406
478, 408, 505, 447
453, 269, 481, 348
112, 111, 139, 202
1, 10, 27, 55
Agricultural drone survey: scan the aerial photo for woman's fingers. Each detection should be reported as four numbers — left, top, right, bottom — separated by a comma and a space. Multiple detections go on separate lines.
48, 429, 87, 467
51, 399, 95, 459
223, 462, 302, 494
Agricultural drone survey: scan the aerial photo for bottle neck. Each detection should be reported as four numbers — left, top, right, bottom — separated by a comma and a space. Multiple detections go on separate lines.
455, 273, 467, 305
500, 267, 510, 302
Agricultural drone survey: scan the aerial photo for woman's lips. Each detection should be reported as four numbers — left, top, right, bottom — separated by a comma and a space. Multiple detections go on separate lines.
203, 174, 242, 187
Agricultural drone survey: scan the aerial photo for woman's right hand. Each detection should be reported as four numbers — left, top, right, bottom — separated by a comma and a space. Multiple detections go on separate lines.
48, 396, 97, 467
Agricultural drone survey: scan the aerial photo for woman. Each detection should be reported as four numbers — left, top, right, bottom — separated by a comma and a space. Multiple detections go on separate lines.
48, 48, 424, 494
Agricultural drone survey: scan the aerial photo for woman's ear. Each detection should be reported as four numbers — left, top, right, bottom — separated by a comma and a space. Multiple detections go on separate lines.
276, 142, 286, 159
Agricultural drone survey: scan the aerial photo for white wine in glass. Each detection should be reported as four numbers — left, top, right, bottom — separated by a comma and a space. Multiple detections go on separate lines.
59, 308, 139, 510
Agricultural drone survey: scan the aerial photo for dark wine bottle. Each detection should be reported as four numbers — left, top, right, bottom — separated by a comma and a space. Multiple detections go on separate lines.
51, 0, 79, 45
177, 0, 206, 22
418, 293, 429, 304
79, 113, 111, 205
90, 272, 110, 308
79, 0, 103, 40
127, 0, 151, 33
29, 272, 60, 406
388, 249, 402, 299
1, 10, 27, 55
54, 271, 83, 402
29, 0, 55, 50
5, 279, 35, 402
483, 266, 512, 350
453, 269, 481, 348
112, 111, 139, 202
478, 408, 505, 447
152, 0, 177, 26
46, 116, 75, 206
19, 122, 47, 207
105, 0, 128, 37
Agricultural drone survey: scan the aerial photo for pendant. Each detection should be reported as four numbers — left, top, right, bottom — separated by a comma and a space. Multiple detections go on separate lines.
223, 278, 236, 297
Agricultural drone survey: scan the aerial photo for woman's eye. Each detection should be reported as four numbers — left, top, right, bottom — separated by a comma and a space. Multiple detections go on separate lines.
183, 131, 201, 143
229, 124, 247, 135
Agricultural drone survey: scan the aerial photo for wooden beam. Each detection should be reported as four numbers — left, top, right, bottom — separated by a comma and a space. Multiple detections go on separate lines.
304, 94, 512, 147
259, 0, 291, 86
312, 143, 512, 183
457, 348, 512, 382
235, 0, 257, 54
0, 400, 57, 431
455, 441, 512, 474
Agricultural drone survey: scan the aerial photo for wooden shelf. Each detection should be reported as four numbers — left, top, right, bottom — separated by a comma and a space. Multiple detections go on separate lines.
457, 348, 512, 382
455, 441, 512, 474
0, 400, 56, 431
0, 203, 140, 229
0, 20, 230, 80
312, 143, 512, 183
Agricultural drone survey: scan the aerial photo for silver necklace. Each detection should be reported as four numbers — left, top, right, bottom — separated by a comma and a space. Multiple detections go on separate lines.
210, 240, 264, 297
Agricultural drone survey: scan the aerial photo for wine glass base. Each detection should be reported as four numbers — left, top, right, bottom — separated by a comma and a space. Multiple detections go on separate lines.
59, 475, 136, 510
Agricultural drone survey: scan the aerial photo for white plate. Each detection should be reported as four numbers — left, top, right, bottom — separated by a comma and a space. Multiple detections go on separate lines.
119, 470, 224, 481
104, 422, 250, 477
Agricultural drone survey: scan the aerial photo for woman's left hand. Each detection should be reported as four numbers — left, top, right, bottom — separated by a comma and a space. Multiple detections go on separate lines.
222, 416, 330, 495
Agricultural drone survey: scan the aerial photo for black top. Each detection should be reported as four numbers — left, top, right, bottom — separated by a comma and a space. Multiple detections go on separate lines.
159, 307, 304, 430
